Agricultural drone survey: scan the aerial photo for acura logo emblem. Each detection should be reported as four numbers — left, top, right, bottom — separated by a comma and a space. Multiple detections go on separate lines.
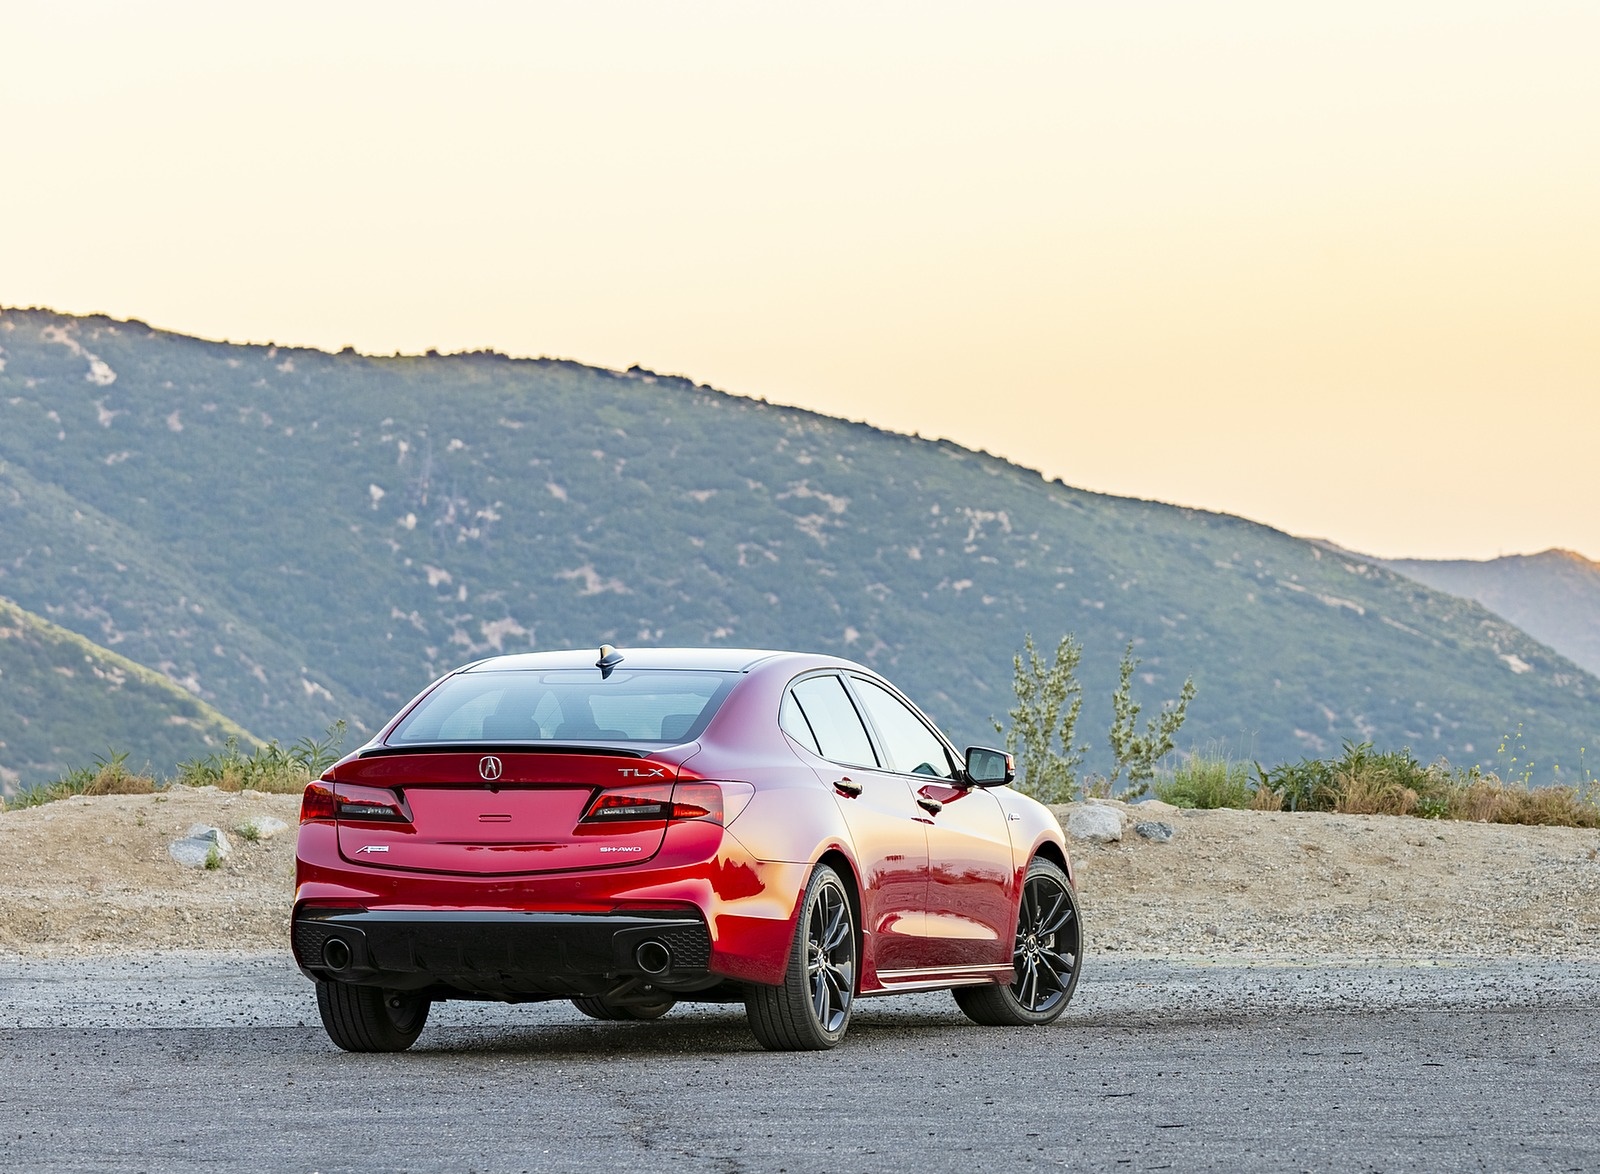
479, 755, 503, 781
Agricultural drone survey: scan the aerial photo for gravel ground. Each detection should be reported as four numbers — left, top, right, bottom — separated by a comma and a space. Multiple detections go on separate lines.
5, 951, 1600, 1030
3, 954, 1598, 1174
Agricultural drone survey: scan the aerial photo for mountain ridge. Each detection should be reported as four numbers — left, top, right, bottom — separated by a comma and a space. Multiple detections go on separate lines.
0, 595, 256, 792
0, 306, 1594, 783
1385, 549, 1600, 679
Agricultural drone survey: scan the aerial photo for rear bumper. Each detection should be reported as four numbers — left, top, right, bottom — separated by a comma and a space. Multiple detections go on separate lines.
292, 907, 713, 998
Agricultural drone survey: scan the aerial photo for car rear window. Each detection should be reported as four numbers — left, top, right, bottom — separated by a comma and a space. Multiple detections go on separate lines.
386, 669, 737, 745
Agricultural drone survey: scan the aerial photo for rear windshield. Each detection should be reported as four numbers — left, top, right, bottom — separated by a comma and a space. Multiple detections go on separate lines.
385, 669, 737, 745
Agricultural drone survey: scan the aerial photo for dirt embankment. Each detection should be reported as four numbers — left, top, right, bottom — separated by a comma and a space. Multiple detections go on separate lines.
1, 788, 1597, 959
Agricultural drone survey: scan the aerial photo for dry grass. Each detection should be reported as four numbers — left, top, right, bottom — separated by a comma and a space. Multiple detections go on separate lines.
1160, 741, 1600, 829
1249, 782, 1285, 811
1444, 778, 1599, 827
1329, 770, 1418, 817
81, 764, 156, 797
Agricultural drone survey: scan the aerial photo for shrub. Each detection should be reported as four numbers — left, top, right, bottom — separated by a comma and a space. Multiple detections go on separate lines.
82, 750, 157, 797
1154, 754, 1253, 809
7, 749, 155, 810
1108, 643, 1197, 791
994, 634, 1086, 805
6, 723, 347, 811
174, 722, 346, 794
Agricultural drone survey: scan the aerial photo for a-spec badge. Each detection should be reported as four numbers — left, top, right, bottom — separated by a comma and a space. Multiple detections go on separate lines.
356, 845, 390, 854
479, 755, 504, 781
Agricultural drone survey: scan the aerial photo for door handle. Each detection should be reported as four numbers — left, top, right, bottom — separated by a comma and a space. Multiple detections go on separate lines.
833, 777, 863, 797
917, 795, 943, 815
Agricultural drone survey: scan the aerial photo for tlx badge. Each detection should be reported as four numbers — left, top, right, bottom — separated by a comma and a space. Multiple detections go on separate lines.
617, 767, 667, 778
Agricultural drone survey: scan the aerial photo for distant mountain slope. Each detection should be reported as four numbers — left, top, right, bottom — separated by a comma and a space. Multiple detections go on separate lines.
1386, 550, 1600, 678
0, 308, 1594, 777
0, 597, 255, 794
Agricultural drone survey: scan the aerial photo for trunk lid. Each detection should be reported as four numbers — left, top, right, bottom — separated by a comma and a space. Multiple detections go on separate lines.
330, 749, 682, 876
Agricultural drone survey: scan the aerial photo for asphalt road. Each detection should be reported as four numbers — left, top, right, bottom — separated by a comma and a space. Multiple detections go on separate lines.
2, 954, 1597, 1173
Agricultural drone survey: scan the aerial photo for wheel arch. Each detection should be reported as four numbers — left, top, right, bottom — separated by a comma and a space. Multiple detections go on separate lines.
814, 847, 865, 973
1028, 836, 1077, 890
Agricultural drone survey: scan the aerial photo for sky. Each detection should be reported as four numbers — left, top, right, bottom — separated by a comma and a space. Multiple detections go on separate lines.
2, 1, 1595, 562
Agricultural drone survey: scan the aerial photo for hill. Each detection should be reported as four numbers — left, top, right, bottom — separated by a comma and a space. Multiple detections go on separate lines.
0, 307, 1595, 777
0, 596, 256, 794
1387, 550, 1600, 679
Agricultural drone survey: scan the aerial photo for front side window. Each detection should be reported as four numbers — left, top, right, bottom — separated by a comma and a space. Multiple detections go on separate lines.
789, 675, 878, 767
387, 669, 736, 744
850, 677, 955, 779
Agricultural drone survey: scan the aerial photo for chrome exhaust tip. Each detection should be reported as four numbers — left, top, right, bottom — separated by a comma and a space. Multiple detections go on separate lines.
635, 940, 671, 975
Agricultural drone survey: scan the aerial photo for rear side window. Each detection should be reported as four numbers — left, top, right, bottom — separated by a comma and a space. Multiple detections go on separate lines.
850, 677, 955, 779
789, 675, 878, 767
779, 690, 821, 755
387, 669, 736, 744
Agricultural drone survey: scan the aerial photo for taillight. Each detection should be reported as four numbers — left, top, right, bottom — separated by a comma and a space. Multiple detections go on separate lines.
583, 785, 674, 823
579, 781, 732, 826
667, 782, 724, 824
334, 783, 411, 823
300, 781, 410, 824
300, 781, 336, 824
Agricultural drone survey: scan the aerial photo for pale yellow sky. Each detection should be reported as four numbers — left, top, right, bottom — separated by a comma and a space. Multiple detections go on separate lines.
2, 2, 1595, 561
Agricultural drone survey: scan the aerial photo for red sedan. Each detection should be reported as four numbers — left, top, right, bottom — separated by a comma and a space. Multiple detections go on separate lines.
292, 647, 1082, 1051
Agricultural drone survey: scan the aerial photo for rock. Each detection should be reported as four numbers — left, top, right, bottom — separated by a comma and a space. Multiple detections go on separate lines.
1134, 820, 1175, 843
1066, 805, 1123, 843
235, 815, 289, 841
169, 825, 233, 869
1131, 799, 1182, 818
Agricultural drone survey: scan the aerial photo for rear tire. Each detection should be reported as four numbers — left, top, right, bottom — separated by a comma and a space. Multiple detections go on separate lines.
571, 994, 676, 1021
954, 856, 1081, 1027
315, 981, 430, 1052
745, 863, 857, 1051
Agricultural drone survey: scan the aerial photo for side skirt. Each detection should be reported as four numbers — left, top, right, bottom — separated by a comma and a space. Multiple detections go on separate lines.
864, 963, 1014, 996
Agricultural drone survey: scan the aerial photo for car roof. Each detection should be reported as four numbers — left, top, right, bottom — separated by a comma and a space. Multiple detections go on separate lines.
460, 647, 851, 674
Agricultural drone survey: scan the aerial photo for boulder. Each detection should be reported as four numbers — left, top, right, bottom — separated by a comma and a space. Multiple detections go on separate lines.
1066, 805, 1123, 843
169, 825, 233, 869
1130, 799, 1182, 818
1134, 820, 1175, 843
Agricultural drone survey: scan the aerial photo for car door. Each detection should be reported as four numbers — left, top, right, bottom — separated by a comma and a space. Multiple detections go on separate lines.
845, 674, 1016, 970
781, 673, 929, 975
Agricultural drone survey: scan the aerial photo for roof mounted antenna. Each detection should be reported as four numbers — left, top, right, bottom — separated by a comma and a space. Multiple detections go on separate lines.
596, 643, 624, 679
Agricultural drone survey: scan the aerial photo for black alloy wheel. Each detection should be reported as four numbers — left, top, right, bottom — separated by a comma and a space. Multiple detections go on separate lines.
745, 863, 857, 1050
954, 856, 1081, 1026
315, 981, 431, 1052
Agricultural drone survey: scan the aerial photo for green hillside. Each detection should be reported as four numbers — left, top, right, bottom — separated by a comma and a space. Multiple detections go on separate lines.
0, 596, 256, 794
0, 308, 1595, 779
1387, 550, 1600, 679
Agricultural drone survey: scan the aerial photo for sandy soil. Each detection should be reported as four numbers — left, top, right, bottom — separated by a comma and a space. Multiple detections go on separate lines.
1, 787, 1597, 960
1064, 799, 1600, 959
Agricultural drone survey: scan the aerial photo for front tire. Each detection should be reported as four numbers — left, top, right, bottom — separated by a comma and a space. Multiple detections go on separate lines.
954, 856, 1081, 1026
315, 981, 430, 1052
745, 863, 857, 1051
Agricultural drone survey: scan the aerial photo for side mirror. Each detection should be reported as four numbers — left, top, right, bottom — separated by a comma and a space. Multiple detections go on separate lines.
964, 746, 1014, 787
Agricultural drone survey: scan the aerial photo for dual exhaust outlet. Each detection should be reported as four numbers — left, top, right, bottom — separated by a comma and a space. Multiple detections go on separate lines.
319, 935, 673, 976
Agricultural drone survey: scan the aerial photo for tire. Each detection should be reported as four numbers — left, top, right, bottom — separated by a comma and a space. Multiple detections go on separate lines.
315, 980, 431, 1052
745, 863, 857, 1051
954, 856, 1081, 1027
571, 994, 677, 1021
